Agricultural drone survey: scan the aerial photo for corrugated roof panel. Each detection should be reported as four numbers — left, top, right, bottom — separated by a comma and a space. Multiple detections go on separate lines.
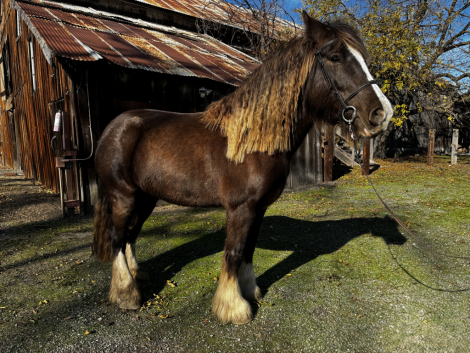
19, 2, 56, 20
173, 32, 259, 74
96, 31, 173, 72
123, 25, 160, 42
125, 36, 194, 76
29, 17, 95, 61
177, 46, 243, 85
17, 1, 259, 86
142, 0, 173, 12
47, 8, 84, 28
200, 37, 260, 71
65, 24, 132, 68
148, 38, 223, 82
99, 19, 141, 38
135, 0, 298, 36
171, 0, 206, 18
72, 12, 113, 32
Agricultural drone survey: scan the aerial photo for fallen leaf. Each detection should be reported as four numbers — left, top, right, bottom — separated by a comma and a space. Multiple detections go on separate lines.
166, 280, 176, 288
159, 314, 169, 319
84, 331, 90, 335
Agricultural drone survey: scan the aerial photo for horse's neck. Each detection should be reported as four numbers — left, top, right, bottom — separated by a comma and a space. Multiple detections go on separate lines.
287, 118, 314, 159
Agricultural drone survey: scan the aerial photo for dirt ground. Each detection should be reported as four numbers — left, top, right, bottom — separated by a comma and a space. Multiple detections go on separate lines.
0, 166, 62, 230
1, 157, 470, 352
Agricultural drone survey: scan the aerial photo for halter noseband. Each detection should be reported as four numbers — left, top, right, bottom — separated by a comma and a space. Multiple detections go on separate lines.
314, 39, 377, 139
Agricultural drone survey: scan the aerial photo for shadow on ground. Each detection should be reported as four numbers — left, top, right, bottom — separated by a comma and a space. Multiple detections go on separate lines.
139, 215, 407, 300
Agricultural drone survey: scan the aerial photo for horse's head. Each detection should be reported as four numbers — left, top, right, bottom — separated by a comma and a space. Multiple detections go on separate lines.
302, 12, 393, 138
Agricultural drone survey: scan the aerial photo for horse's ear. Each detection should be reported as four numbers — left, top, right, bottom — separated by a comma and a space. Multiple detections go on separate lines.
302, 11, 326, 42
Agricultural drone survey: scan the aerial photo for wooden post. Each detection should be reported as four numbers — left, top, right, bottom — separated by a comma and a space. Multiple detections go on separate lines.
314, 125, 322, 184
323, 124, 334, 182
427, 130, 435, 166
62, 112, 75, 217
369, 138, 374, 164
451, 129, 458, 165
362, 139, 370, 176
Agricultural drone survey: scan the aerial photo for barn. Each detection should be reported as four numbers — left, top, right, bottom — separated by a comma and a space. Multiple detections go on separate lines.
0, 0, 337, 216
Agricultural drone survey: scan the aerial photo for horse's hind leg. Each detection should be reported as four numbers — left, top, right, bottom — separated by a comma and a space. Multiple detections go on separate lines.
213, 205, 263, 324
125, 191, 158, 282
108, 190, 141, 310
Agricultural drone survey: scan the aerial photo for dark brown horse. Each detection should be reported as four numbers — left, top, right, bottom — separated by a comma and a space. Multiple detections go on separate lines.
92, 13, 393, 325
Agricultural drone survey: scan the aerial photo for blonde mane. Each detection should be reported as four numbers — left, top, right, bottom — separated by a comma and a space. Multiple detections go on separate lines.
201, 21, 367, 164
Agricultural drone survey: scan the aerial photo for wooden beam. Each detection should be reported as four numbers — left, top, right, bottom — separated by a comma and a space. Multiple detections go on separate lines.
323, 124, 334, 182
451, 129, 458, 165
427, 130, 435, 166
362, 139, 370, 176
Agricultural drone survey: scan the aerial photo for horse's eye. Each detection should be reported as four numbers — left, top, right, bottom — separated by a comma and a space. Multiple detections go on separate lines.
330, 55, 340, 63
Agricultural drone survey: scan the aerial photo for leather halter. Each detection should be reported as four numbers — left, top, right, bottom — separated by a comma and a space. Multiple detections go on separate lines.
314, 39, 377, 128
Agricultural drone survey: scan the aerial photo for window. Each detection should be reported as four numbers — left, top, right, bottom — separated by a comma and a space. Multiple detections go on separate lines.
16, 11, 21, 38
29, 39, 36, 92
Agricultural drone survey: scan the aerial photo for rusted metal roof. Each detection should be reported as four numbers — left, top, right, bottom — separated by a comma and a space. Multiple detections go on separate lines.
13, 0, 260, 86
134, 0, 298, 36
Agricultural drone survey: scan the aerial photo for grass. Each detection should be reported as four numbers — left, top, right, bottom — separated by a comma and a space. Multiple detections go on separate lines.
1, 155, 470, 352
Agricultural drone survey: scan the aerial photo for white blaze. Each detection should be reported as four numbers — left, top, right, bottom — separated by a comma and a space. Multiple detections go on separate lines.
347, 46, 394, 125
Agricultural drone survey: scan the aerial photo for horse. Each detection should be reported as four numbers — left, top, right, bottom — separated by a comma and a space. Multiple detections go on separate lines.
92, 12, 393, 325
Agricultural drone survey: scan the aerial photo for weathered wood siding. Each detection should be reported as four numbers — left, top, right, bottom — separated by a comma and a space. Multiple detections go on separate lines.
0, 3, 71, 191
286, 125, 324, 189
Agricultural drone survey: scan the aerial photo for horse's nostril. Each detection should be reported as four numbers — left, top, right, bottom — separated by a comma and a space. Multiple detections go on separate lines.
371, 108, 385, 126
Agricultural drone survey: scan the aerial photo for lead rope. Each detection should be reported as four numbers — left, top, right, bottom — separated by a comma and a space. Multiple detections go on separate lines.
353, 134, 470, 261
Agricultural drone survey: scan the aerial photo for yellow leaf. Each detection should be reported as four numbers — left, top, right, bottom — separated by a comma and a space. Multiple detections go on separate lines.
84, 331, 90, 335
159, 314, 169, 319
166, 280, 176, 287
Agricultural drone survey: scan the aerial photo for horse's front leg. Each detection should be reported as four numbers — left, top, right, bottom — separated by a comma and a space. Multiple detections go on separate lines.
213, 206, 264, 324
238, 209, 265, 303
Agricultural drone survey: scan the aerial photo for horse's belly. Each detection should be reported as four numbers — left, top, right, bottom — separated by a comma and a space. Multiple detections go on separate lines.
133, 153, 223, 208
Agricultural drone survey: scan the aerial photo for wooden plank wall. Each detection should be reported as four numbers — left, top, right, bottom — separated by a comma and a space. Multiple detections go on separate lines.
286, 124, 324, 189
0, 4, 68, 191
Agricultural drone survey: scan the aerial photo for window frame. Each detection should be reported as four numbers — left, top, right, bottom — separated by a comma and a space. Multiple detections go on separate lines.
28, 37, 36, 93
16, 11, 22, 39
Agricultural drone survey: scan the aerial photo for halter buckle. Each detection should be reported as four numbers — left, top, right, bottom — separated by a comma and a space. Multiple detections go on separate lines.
342, 106, 357, 124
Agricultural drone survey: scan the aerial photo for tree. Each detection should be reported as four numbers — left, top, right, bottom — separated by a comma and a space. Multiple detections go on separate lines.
301, 0, 470, 156
196, 0, 300, 60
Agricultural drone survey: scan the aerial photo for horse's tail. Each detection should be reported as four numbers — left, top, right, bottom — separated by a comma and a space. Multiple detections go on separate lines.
92, 184, 114, 262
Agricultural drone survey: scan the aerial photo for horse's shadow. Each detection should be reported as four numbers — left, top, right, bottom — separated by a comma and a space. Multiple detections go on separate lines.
138, 215, 406, 300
